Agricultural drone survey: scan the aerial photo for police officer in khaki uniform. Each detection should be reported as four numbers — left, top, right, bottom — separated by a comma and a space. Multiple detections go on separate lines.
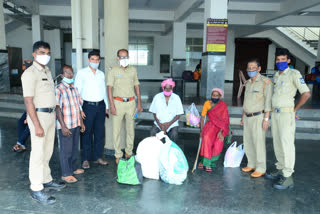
241, 59, 273, 178
266, 48, 311, 190
107, 49, 143, 164
21, 41, 65, 204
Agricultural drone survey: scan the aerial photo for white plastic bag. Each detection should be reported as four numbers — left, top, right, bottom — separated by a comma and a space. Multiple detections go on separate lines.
223, 141, 245, 168
136, 133, 164, 180
185, 103, 200, 128
159, 135, 189, 185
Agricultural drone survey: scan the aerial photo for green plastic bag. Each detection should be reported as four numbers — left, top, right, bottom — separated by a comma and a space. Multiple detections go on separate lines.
117, 156, 143, 185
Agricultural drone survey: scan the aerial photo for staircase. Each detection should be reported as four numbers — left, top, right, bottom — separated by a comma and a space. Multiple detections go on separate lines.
277, 27, 319, 57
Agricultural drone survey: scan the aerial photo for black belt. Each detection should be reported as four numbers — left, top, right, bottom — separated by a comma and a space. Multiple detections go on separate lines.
84, 100, 104, 106
245, 110, 264, 117
36, 108, 55, 113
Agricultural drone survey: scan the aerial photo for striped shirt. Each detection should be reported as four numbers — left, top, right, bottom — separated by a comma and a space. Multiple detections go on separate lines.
55, 81, 83, 129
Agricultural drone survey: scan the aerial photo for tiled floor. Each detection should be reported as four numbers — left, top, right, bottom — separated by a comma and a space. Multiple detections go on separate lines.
0, 117, 319, 214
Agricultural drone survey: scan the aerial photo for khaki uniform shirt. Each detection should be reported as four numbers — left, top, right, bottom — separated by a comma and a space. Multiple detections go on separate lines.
272, 68, 310, 108
21, 61, 56, 108
243, 73, 273, 113
107, 65, 139, 97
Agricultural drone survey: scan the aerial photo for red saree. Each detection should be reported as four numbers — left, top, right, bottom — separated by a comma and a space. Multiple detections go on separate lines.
199, 100, 230, 168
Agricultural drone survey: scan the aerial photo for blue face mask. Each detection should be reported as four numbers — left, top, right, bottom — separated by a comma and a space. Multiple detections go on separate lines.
63, 77, 74, 84
211, 98, 220, 103
248, 70, 258, 78
276, 61, 289, 71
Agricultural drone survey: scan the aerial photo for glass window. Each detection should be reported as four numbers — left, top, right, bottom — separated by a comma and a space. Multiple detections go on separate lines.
129, 37, 154, 66
186, 38, 203, 70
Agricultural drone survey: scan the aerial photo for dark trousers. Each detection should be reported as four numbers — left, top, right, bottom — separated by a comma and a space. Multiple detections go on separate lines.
150, 124, 179, 143
59, 127, 80, 177
17, 112, 30, 146
81, 101, 106, 162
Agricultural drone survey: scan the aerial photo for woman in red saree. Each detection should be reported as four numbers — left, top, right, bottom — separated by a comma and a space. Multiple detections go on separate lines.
198, 88, 230, 172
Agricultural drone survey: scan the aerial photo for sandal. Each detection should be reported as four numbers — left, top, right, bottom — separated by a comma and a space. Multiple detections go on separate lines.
61, 176, 78, 183
73, 169, 84, 175
13, 144, 26, 153
205, 167, 213, 172
198, 163, 204, 169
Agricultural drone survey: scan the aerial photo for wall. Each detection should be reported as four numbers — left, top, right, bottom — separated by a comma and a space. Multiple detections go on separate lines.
6, 24, 62, 77
6, 25, 33, 61
132, 32, 173, 80
100, 29, 174, 80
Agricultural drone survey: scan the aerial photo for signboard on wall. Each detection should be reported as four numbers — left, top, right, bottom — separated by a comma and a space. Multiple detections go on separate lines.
206, 18, 228, 53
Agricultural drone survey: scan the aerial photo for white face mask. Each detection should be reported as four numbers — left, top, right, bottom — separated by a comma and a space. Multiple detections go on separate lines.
89, 62, 99, 70
36, 55, 51, 66
119, 59, 129, 67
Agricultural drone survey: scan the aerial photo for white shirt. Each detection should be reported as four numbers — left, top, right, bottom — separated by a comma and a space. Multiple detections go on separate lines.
74, 66, 109, 109
149, 92, 184, 131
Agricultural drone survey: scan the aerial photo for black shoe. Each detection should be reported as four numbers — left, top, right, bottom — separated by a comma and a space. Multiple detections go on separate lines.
273, 175, 294, 190
30, 190, 56, 204
43, 181, 66, 191
265, 169, 281, 180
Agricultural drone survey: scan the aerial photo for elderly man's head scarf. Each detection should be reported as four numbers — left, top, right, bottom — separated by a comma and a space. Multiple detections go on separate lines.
211, 88, 224, 98
161, 78, 175, 90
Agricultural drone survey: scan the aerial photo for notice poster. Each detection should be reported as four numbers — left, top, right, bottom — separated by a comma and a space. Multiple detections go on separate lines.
206, 18, 228, 53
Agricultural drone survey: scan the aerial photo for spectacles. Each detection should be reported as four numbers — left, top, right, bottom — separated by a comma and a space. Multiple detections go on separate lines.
119, 56, 129, 59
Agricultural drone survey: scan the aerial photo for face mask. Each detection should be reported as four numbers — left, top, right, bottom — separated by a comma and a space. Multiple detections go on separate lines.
36, 55, 51, 66
163, 90, 173, 97
276, 61, 289, 71
89, 62, 99, 70
211, 98, 220, 103
63, 77, 74, 84
248, 70, 258, 78
119, 59, 129, 67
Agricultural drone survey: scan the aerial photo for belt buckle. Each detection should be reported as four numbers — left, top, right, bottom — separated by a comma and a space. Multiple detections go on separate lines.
275, 108, 281, 113
123, 98, 129, 102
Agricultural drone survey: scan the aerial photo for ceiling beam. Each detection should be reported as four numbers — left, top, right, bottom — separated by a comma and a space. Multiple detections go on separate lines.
129, 9, 174, 21
129, 23, 165, 32
174, 0, 204, 22
255, 0, 320, 25
39, 5, 71, 17
263, 15, 320, 27
198, 1, 280, 12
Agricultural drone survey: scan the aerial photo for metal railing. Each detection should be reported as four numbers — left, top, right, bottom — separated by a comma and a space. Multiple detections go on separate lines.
285, 27, 319, 49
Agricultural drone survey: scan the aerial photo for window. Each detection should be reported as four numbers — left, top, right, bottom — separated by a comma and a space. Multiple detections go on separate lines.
186, 38, 203, 70
129, 37, 154, 66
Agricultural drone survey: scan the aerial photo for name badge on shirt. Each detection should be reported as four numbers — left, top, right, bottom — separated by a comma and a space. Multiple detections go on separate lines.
42, 78, 48, 81
252, 90, 259, 93
117, 74, 122, 78
300, 78, 305, 84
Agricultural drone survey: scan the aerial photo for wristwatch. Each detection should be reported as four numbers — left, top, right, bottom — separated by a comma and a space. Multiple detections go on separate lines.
263, 118, 269, 121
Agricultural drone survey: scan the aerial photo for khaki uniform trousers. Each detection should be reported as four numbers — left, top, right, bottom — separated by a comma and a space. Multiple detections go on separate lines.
271, 112, 296, 177
27, 112, 56, 191
112, 99, 136, 158
243, 114, 266, 173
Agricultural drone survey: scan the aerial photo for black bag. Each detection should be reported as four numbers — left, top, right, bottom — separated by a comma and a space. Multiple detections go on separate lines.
182, 70, 193, 80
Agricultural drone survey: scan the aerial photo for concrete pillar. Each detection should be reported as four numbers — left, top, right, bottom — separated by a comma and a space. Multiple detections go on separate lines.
200, 0, 228, 99
171, 22, 186, 82
0, 0, 10, 92
104, 0, 129, 69
71, 0, 99, 72
317, 33, 320, 61
32, 14, 43, 43
267, 43, 276, 71
0, 0, 6, 50
104, 0, 129, 154
44, 29, 62, 77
